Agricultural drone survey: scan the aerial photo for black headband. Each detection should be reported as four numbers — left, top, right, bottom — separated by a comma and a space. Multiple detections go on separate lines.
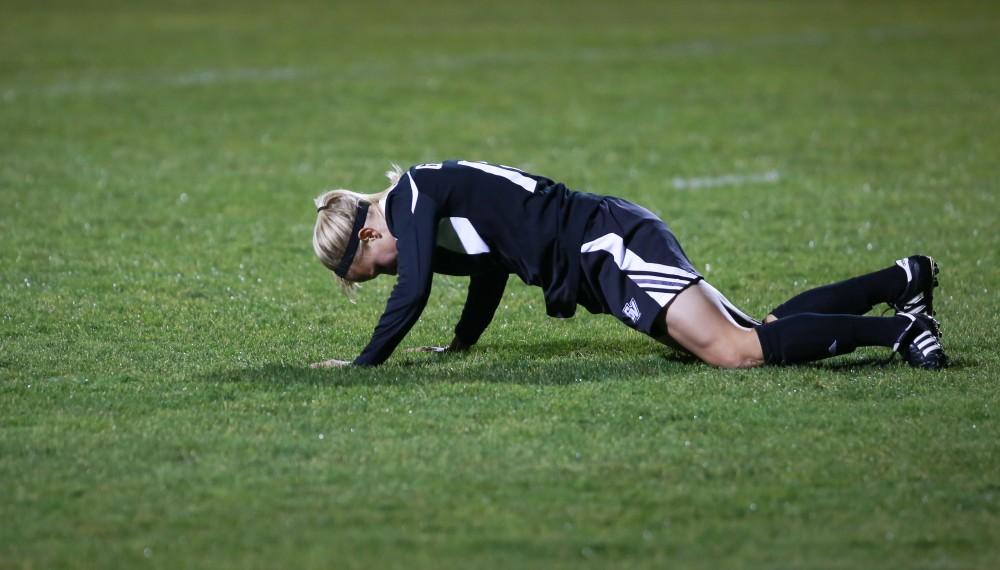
332, 201, 371, 278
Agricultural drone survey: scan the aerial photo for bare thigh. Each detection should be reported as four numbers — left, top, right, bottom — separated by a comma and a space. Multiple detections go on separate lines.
658, 281, 765, 368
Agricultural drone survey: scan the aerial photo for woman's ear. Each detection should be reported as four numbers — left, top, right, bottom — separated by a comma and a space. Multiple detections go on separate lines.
359, 227, 380, 242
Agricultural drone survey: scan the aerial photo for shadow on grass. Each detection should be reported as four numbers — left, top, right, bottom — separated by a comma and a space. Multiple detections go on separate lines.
808, 353, 971, 373
194, 340, 963, 388
196, 338, 692, 387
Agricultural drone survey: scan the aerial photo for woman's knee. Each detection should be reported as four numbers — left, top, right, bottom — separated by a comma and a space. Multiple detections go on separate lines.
664, 283, 765, 368
702, 349, 760, 369
700, 332, 764, 369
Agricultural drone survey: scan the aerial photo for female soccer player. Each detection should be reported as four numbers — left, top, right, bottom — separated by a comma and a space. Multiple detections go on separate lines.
311, 160, 946, 370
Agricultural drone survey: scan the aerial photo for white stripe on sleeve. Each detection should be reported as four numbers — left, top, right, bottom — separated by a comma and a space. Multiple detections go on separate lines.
407, 171, 419, 213
449, 217, 491, 254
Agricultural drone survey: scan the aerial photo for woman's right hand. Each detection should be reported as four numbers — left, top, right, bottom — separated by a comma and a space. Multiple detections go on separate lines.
406, 336, 471, 354
310, 358, 352, 368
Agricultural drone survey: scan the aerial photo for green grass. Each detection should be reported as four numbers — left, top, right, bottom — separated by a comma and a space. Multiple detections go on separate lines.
2, 0, 999, 567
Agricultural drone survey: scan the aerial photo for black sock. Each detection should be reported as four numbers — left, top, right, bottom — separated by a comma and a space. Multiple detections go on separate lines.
755, 313, 909, 365
770, 265, 906, 318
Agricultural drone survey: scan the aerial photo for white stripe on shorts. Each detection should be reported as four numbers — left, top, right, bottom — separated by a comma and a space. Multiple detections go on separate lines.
700, 281, 762, 328
630, 277, 688, 288
581, 232, 698, 307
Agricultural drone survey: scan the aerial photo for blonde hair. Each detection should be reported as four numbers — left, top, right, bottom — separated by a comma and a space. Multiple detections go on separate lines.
313, 164, 405, 296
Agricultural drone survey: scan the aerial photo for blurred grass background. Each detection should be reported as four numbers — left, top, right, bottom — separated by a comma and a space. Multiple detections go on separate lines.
2, 1, 999, 568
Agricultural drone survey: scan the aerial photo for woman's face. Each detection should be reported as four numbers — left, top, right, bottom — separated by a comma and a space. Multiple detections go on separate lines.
344, 215, 397, 283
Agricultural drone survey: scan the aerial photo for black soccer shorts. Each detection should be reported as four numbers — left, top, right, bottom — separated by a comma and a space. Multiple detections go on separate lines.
577, 197, 759, 335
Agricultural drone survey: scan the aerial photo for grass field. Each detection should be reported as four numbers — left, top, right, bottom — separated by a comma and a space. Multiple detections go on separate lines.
2, 0, 999, 567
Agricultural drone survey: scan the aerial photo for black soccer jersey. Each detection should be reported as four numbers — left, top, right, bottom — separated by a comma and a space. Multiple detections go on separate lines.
353, 160, 604, 366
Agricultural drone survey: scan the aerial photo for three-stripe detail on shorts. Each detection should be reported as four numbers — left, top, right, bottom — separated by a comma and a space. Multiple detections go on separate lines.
580, 232, 698, 307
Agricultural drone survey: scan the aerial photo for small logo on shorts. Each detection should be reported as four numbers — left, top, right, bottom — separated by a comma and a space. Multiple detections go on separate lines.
623, 298, 642, 323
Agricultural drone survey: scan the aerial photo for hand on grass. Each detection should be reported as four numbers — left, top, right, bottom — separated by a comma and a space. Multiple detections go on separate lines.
405, 336, 472, 354
310, 358, 351, 368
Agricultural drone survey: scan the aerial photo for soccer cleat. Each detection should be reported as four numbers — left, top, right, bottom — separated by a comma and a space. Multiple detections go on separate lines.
892, 313, 948, 370
890, 254, 939, 316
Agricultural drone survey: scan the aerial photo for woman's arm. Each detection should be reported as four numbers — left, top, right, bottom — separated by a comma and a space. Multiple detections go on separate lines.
407, 271, 507, 354
352, 174, 440, 366
453, 271, 508, 347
